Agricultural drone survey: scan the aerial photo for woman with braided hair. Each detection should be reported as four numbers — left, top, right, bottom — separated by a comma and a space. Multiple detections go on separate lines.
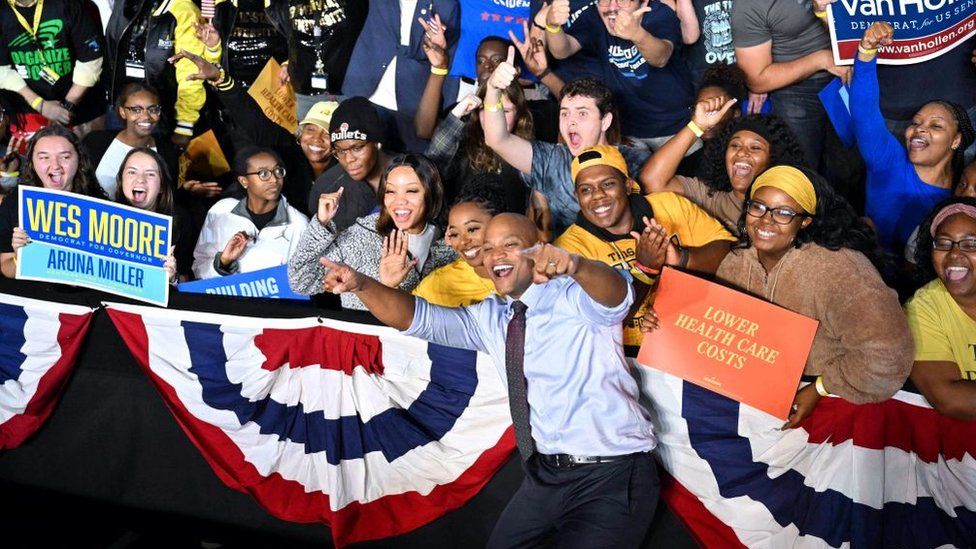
852, 22, 976, 253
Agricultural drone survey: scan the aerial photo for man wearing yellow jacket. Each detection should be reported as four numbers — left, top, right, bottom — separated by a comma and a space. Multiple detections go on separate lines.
106, 0, 222, 148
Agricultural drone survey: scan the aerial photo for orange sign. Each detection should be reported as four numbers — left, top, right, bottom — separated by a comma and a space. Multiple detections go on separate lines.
248, 58, 299, 134
638, 268, 819, 420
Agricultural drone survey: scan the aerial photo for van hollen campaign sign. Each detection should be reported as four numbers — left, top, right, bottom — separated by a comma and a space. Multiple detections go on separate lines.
827, 0, 976, 64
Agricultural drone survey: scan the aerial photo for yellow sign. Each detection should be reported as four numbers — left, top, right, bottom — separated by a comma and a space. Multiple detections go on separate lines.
247, 58, 299, 134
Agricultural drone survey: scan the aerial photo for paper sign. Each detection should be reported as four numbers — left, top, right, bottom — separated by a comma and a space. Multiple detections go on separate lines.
827, 0, 976, 65
637, 268, 819, 420
248, 58, 299, 133
818, 77, 855, 149
17, 187, 172, 306
178, 265, 309, 301
178, 129, 230, 187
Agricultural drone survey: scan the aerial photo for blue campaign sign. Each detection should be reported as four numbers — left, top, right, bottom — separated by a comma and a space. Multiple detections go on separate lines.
177, 265, 310, 301
17, 187, 172, 306
828, 0, 976, 64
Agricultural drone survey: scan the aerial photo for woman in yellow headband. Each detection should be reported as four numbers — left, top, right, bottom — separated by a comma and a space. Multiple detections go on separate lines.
642, 165, 913, 428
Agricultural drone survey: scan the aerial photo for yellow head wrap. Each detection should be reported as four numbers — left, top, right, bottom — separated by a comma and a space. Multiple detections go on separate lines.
749, 166, 817, 215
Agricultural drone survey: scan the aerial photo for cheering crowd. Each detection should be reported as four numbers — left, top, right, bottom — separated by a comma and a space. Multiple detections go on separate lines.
2, 0, 976, 545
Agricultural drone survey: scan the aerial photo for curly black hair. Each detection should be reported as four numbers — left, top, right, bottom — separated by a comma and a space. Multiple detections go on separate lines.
698, 114, 806, 193
912, 196, 976, 283
21, 124, 104, 198
696, 64, 748, 102
454, 172, 522, 216
735, 165, 893, 281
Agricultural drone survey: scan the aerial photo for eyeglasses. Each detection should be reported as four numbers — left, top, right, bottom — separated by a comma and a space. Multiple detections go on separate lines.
333, 142, 368, 159
932, 237, 976, 252
122, 105, 163, 116
745, 201, 807, 225
245, 166, 287, 181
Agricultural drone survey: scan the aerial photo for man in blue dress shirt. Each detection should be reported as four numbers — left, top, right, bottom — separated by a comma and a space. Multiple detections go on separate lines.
320, 213, 658, 548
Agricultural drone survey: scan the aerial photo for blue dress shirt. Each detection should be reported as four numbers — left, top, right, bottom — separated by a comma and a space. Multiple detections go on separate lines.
404, 273, 656, 456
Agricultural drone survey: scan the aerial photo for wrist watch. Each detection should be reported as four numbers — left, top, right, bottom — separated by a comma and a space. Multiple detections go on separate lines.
61, 100, 76, 112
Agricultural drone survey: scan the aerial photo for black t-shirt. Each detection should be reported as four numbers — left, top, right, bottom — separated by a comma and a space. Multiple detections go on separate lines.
287, 0, 367, 94
247, 205, 276, 232
227, 0, 288, 87
0, 0, 106, 122
683, 0, 736, 84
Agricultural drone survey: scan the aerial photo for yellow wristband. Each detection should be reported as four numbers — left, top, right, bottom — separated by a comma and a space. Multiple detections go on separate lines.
546, 23, 562, 34
815, 376, 830, 397
813, 9, 827, 18
484, 100, 504, 113
857, 44, 878, 56
30, 96, 43, 111
430, 66, 449, 76
687, 120, 704, 138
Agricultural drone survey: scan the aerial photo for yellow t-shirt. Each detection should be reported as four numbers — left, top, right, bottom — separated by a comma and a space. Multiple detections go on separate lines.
555, 192, 735, 347
413, 258, 496, 307
905, 278, 976, 380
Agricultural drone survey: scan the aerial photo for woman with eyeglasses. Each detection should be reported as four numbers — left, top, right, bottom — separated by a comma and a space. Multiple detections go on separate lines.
905, 197, 976, 419
192, 146, 309, 280
0, 125, 107, 278
641, 165, 912, 427
83, 83, 182, 200
288, 153, 455, 310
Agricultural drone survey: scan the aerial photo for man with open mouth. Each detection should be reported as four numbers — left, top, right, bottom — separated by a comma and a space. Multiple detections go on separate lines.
319, 212, 659, 548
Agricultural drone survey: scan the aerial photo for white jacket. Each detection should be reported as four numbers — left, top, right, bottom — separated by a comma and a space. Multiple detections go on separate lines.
192, 196, 309, 280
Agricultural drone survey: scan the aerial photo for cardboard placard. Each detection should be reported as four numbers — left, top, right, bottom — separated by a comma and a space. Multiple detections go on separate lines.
247, 58, 299, 133
637, 268, 819, 420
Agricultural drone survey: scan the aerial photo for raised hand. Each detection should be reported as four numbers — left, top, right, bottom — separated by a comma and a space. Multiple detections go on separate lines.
450, 93, 482, 119
11, 227, 29, 251
691, 96, 738, 133
168, 49, 222, 81
378, 230, 417, 288
195, 17, 221, 49
860, 21, 894, 50
488, 46, 519, 91
317, 187, 343, 226
611, 0, 652, 41
746, 92, 767, 115
811, 0, 836, 13
521, 242, 579, 284
219, 231, 250, 268
631, 216, 669, 271
546, 0, 571, 27
320, 257, 366, 294
510, 20, 548, 77
419, 14, 449, 70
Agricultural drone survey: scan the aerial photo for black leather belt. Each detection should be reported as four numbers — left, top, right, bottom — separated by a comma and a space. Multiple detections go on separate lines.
537, 453, 633, 468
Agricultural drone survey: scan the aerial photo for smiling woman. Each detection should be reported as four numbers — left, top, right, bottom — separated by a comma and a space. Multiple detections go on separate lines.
287, 154, 456, 310
0, 125, 106, 278
714, 165, 912, 428
906, 197, 976, 419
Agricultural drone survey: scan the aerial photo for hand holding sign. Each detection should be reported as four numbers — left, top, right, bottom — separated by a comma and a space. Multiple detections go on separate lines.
11, 227, 29, 251
195, 17, 221, 50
